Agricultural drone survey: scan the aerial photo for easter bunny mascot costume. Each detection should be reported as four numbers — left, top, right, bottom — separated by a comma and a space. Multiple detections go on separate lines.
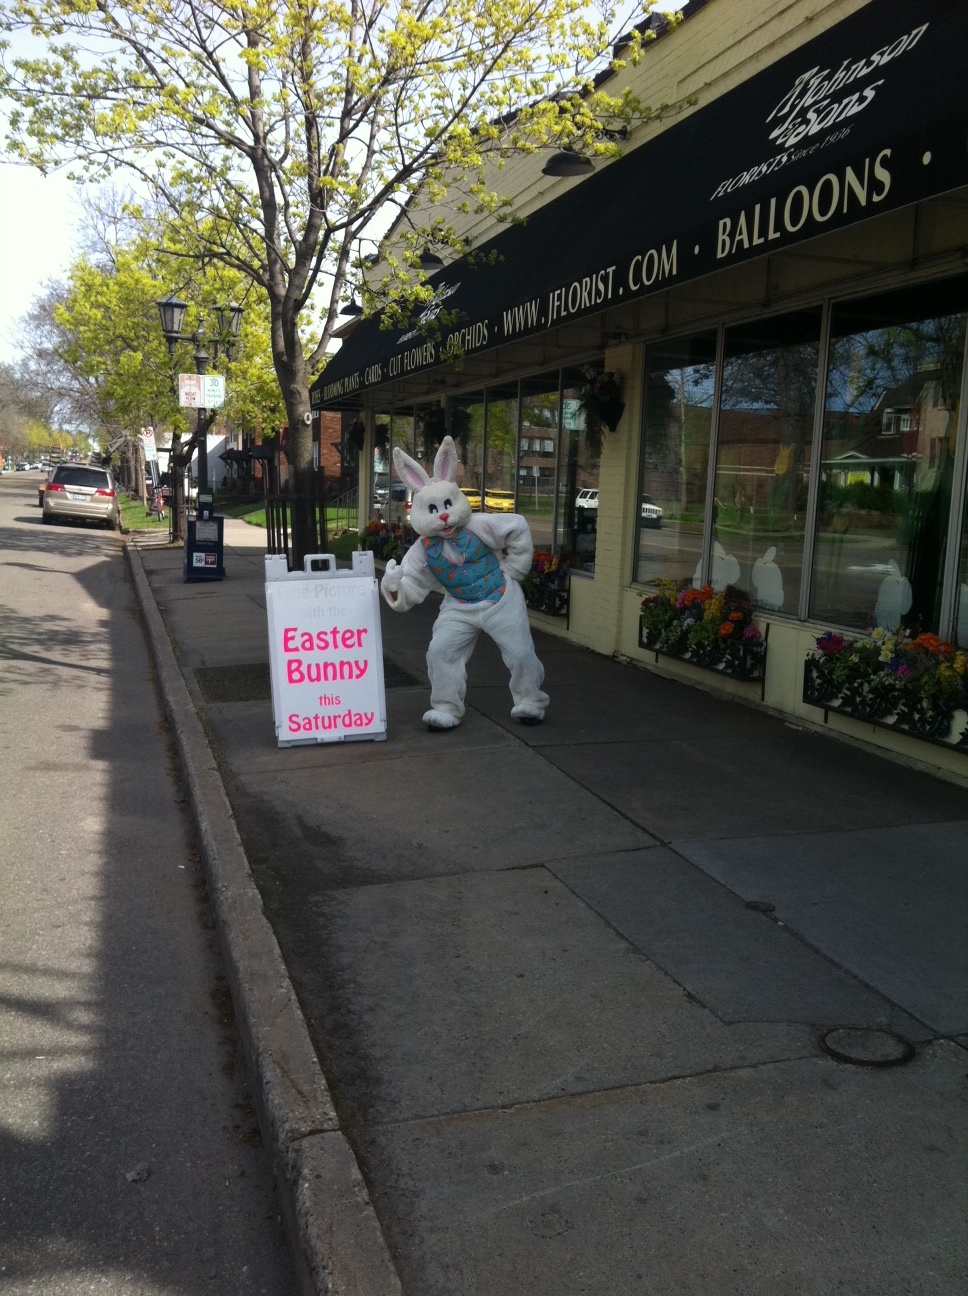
381, 435, 550, 731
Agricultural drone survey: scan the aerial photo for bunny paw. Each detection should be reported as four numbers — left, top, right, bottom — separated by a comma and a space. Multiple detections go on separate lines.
423, 709, 460, 731
511, 704, 545, 726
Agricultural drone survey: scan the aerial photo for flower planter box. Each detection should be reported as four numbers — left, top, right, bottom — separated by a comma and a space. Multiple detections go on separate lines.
802, 658, 968, 750
639, 624, 767, 682
525, 585, 570, 618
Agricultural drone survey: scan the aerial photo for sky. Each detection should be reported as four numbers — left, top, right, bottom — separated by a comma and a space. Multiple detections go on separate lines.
0, 162, 82, 365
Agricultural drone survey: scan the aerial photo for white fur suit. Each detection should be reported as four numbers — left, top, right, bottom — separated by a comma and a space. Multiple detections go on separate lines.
380, 437, 549, 731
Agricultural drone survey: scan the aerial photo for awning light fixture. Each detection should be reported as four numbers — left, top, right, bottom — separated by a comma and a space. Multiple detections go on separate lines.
541, 125, 627, 179
418, 247, 444, 271
541, 149, 595, 178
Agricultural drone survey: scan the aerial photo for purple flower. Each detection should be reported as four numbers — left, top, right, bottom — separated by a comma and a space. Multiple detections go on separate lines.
742, 625, 762, 643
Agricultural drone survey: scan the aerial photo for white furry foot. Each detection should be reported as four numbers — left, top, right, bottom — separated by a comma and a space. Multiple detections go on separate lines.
423, 709, 460, 731
511, 704, 545, 726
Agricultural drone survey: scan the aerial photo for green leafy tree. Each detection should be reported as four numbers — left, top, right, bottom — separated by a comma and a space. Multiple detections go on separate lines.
1, 0, 674, 564
0, 359, 70, 460
19, 206, 281, 535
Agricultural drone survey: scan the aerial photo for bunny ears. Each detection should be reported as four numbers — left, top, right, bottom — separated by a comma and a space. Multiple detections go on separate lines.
392, 435, 460, 491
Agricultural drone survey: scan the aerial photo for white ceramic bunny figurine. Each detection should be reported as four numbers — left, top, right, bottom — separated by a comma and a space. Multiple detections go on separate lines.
381, 435, 549, 731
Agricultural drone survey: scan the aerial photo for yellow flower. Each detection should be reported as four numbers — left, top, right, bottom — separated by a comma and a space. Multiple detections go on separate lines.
954, 652, 967, 676
939, 664, 957, 682
703, 594, 725, 622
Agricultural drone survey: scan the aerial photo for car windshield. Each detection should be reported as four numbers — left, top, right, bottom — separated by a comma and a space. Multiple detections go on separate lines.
53, 466, 111, 489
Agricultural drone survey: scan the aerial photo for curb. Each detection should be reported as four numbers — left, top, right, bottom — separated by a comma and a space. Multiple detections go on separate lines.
126, 542, 403, 1296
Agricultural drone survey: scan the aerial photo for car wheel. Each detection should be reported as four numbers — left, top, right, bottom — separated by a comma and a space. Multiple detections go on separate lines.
42, 512, 53, 524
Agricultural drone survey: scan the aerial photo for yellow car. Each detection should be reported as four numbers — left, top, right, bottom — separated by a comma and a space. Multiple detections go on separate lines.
484, 489, 515, 513
460, 487, 482, 510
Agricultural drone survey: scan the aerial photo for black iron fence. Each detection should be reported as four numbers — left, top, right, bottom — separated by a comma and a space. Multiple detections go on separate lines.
262, 456, 328, 569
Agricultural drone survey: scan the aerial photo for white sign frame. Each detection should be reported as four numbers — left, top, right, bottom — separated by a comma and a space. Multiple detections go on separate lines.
265, 550, 387, 746
178, 373, 226, 408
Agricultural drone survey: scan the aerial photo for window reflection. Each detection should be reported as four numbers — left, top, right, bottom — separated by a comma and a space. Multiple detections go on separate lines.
518, 375, 560, 552
557, 364, 601, 573
388, 410, 415, 528
371, 412, 391, 520
635, 333, 717, 587
714, 309, 821, 610
956, 487, 968, 649
811, 277, 967, 633
485, 383, 518, 499
450, 392, 485, 506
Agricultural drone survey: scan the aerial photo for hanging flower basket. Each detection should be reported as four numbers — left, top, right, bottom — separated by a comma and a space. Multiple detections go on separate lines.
803, 629, 968, 749
418, 404, 447, 451
639, 580, 767, 681
578, 367, 624, 456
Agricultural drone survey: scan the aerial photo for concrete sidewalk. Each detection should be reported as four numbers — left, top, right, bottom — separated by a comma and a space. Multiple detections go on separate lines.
129, 517, 968, 1296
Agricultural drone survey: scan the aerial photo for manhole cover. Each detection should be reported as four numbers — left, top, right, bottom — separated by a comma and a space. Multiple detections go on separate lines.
818, 1027, 915, 1067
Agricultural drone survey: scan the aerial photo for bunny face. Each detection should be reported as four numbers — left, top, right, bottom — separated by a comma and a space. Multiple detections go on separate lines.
392, 436, 473, 539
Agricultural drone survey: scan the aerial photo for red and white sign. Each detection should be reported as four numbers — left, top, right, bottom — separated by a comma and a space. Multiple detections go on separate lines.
265, 551, 387, 746
139, 426, 158, 461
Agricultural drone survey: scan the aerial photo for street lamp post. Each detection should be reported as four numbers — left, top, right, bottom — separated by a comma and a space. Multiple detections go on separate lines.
155, 293, 243, 496
156, 294, 243, 546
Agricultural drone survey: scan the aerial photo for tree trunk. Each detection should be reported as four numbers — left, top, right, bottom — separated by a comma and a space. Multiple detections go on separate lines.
275, 338, 324, 570
168, 430, 187, 544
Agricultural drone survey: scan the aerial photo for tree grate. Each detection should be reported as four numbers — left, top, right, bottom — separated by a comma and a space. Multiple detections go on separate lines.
194, 658, 421, 703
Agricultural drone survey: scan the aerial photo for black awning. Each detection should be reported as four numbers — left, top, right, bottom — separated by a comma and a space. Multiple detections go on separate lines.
313, 0, 968, 407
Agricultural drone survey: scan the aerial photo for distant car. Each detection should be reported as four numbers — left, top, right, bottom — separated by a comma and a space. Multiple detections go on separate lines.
641, 494, 663, 528
484, 489, 515, 513
576, 488, 599, 512
461, 487, 482, 510
15, 462, 28, 471
42, 462, 120, 529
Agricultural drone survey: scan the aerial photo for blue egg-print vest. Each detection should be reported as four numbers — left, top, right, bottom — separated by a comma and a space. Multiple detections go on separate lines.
422, 529, 506, 604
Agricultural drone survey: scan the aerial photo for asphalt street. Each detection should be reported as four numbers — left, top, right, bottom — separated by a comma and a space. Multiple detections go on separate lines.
0, 471, 297, 1295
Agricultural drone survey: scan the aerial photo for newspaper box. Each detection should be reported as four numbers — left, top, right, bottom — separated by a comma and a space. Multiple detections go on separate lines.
265, 550, 387, 747
184, 491, 224, 582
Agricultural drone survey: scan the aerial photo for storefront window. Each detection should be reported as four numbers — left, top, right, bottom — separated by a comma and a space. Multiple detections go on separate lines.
810, 277, 968, 633
635, 332, 717, 587
519, 374, 560, 553
556, 364, 601, 573
450, 392, 485, 505
485, 383, 518, 501
713, 308, 821, 611
956, 486, 968, 649
371, 411, 391, 520
388, 410, 415, 528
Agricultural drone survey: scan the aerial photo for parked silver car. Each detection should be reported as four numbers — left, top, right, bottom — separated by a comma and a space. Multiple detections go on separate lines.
42, 463, 120, 529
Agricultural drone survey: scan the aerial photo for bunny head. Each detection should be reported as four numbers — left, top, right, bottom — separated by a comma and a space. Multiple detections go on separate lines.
392, 435, 472, 539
